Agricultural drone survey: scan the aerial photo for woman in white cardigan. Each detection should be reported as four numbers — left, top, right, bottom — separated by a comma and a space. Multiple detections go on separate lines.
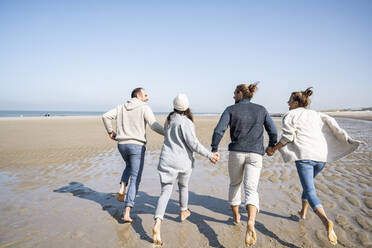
267, 87, 362, 246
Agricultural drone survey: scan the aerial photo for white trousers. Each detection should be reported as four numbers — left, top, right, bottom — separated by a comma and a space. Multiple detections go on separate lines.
228, 151, 262, 211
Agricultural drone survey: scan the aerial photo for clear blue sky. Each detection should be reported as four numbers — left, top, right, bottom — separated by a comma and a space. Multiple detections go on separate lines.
1, 0, 371, 113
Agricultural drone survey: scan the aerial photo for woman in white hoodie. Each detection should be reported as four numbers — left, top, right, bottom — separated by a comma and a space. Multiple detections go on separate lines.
152, 94, 219, 245
267, 87, 362, 246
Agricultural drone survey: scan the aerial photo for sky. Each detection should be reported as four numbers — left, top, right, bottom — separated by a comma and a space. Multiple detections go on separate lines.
0, 0, 371, 113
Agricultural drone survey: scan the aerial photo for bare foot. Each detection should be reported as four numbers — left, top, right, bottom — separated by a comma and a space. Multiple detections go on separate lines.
180, 209, 191, 222
298, 209, 306, 219
121, 216, 133, 223
245, 221, 257, 246
117, 192, 125, 202
233, 212, 241, 225
122, 210, 133, 223
327, 220, 337, 245
153, 220, 163, 245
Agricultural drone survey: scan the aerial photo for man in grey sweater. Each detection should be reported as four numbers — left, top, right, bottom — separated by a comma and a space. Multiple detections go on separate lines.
102, 87, 164, 223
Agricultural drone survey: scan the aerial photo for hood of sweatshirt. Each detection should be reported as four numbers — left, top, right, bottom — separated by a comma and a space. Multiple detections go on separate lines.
124, 97, 147, 111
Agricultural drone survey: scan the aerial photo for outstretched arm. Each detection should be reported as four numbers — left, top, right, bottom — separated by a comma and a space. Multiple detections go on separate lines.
144, 106, 165, 136
263, 109, 278, 147
266, 112, 294, 155
182, 121, 215, 160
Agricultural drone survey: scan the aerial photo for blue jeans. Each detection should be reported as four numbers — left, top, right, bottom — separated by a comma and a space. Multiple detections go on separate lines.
295, 160, 325, 211
118, 144, 146, 208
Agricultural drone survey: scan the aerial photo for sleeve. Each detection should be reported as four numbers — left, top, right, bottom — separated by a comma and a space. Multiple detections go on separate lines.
211, 108, 230, 152
102, 107, 117, 134
182, 121, 213, 159
319, 112, 349, 143
263, 108, 278, 147
279, 112, 296, 145
144, 106, 165, 136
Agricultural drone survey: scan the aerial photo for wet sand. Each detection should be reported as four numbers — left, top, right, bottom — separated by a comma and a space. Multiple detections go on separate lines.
0, 115, 371, 247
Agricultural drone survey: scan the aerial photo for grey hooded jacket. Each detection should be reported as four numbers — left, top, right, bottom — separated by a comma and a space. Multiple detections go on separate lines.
158, 113, 213, 183
102, 98, 164, 145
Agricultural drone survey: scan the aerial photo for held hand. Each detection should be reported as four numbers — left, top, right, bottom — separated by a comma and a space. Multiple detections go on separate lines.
210, 152, 220, 164
109, 131, 117, 140
265, 147, 275, 156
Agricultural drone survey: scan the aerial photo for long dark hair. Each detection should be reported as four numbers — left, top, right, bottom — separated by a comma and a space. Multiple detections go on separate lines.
167, 108, 194, 127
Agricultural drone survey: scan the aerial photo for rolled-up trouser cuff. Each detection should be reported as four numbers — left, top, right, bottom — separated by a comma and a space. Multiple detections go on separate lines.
125, 202, 134, 208
313, 204, 323, 212
245, 202, 260, 213
180, 207, 188, 211
154, 215, 164, 221
229, 201, 241, 206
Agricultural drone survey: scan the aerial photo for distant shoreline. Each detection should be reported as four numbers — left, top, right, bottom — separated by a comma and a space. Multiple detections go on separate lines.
1, 110, 371, 121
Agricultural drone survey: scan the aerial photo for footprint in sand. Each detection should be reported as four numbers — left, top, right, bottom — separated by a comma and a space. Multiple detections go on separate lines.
339, 202, 352, 212
336, 228, 358, 248
358, 231, 371, 247
346, 196, 361, 207
335, 215, 351, 230
354, 215, 372, 232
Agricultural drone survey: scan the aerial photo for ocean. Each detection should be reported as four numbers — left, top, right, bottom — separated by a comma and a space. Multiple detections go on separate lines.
0, 110, 218, 118
0, 110, 105, 118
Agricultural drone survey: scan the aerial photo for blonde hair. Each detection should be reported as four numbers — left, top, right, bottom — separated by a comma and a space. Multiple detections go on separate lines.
290, 87, 313, 107
235, 82, 259, 100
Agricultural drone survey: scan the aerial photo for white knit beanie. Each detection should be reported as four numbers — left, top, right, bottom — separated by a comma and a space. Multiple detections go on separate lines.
173, 94, 189, 111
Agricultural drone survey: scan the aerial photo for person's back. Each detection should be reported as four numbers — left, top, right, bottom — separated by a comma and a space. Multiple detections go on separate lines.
159, 113, 201, 172
225, 100, 275, 154
102, 87, 164, 223
281, 107, 327, 161
106, 98, 162, 145
211, 83, 277, 247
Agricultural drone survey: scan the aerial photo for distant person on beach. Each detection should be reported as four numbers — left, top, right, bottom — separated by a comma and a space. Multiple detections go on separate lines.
211, 83, 278, 246
102, 87, 164, 223
152, 94, 220, 245
267, 87, 363, 245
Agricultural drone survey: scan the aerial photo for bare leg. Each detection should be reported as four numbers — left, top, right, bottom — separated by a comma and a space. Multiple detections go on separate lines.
298, 200, 309, 219
117, 182, 126, 202
245, 204, 257, 246
119, 182, 126, 194
231, 205, 241, 224
122, 206, 133, 223
315, 207, 337, 245
153, 218, 163, 245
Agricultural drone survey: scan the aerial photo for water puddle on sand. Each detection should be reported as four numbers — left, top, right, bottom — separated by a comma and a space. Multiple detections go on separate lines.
0, 118, 371, 247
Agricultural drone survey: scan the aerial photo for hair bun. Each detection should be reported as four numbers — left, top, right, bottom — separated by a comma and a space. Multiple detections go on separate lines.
248, 81, 259, 93
304, 87, 313, 97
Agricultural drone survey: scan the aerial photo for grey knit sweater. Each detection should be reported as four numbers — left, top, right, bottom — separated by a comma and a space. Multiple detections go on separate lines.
158, 113, 213, 184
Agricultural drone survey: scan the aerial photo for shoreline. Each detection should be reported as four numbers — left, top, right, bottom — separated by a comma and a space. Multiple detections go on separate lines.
0, 110, 371, 121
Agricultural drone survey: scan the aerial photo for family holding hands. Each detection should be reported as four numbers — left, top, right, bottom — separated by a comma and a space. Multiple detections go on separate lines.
103, 84, 362, 246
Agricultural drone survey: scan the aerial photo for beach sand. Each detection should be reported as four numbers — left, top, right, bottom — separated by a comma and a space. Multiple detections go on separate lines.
0, 115, 371, 247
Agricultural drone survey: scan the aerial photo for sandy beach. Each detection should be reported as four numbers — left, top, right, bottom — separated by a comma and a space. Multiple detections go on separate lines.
0, 115, 371, 247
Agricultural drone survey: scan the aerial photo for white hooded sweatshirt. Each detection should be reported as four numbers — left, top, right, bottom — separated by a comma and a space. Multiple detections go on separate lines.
102, 98, 164, 145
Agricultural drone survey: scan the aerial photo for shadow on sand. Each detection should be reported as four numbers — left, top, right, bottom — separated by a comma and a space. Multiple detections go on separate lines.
54, 182, 300, 248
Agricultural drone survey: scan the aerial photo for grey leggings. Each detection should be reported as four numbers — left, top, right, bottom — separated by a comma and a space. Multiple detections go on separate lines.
154, 171, 191, 220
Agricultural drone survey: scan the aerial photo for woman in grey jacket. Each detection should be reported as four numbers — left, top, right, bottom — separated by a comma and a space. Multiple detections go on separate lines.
152, 94, 219, 245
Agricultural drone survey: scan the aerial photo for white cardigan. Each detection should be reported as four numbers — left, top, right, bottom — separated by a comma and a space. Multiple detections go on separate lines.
279, 108, 363, 163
